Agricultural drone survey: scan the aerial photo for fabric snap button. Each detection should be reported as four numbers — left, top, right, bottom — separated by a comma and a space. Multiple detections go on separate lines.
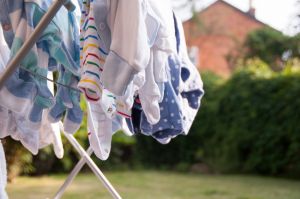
2, 24, 11, 31
99, 23, 105, 30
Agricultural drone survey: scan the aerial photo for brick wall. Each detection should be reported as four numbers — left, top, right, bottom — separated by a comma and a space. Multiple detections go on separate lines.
183, 0, 265, 76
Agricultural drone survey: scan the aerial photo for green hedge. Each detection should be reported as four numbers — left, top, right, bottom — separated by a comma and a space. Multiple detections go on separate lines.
205, 67, 300, 176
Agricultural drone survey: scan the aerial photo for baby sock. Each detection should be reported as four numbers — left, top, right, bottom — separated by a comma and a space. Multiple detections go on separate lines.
141, 73, 183, 141
49, 97, 82, 135
64, 91, 83, 134
153, 50, 168, 102
28, 75, 55, 128
0, 141, 8, 199
78, 0, 108, 102
50, 121, 64, 159
49, 68, 83, 134
0, 106, 9, 139
139, 52, 161, 125
100, 89, 117, 119
39, 110, 64, 159
39, 77, 64, 159
87, 101, 114, 161
15, 114, 40, 155
0, 33, 9, 139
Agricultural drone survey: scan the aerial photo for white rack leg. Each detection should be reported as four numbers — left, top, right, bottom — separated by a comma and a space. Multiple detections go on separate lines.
59, 127, 122, 199
53, 147, 93, 199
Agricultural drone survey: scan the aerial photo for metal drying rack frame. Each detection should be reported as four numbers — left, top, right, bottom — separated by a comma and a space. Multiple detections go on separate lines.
0, 0, 122, 198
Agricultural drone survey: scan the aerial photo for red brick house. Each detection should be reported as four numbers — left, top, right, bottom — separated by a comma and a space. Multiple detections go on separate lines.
183, 0, 268, 76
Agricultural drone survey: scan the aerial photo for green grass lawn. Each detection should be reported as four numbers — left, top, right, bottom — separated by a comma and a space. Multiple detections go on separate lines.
6, 171, 300, 199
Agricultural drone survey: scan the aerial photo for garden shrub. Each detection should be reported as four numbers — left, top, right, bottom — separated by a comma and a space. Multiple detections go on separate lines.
200, 64, 300, 176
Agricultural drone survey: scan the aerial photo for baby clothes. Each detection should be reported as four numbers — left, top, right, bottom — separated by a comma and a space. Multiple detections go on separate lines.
0, 26, 10, 139
3, 107, 64, 157
176, 13, 204, 134
78, 0, 109, 102
87, 101, 115, 160
99, 0, 150, 96
0, 96, 64, 157
0, 0, 82, 133
0, 141, 8, 199
0, 0, 204, 162
140, 55, 184, 142
39, 110, 64, 159
0, 0, 37, 115
79, 0, 180, 159
138, 51, 161, 125
78, 0, 149, 97
78, 0, 125, 118
147, 0, 177, 100
138, 0, 177, 125
0, 26, 64, 158
48, 66, 83, 134
86, 101, 133, 160
39, 73, 64, 159
128, 13, 204, 144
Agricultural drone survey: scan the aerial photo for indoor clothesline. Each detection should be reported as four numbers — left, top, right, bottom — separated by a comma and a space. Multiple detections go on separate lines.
0, 0, 122, 198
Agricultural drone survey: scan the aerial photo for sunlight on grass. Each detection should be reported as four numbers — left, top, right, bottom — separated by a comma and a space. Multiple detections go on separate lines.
6, 171, 300, 199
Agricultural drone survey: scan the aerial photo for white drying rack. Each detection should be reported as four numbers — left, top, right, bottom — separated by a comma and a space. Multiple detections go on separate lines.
0, 0, 122, 198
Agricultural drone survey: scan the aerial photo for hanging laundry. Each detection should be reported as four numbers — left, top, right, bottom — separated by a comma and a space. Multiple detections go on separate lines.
176, 14, 204, 135
0, 25, 10, 140
0, 141, 8, 199
0, 0, 204, 162
39, 73, 64, 159
140, 55, 184, 143
48, 65, 83, 134
0, 26, 64, 158
139, 0, 177, 125
78, 0, 204, 159
86, 99, 134, 160
78, 0, 149, 160
101, 0, 151, 96
87, 101, 116, 160
48, 0, 83, 134
127, 13, 204, 144
0, 0, 83, 134
147, 0, 178, 98
78, 0, 129, 119
78, 0, 117, 160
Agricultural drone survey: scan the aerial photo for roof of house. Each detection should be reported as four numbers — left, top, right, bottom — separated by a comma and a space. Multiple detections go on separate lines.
187, 0, 276, 30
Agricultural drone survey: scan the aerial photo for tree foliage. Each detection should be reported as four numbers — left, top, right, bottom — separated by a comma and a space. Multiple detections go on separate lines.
245, 27, 300, 70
